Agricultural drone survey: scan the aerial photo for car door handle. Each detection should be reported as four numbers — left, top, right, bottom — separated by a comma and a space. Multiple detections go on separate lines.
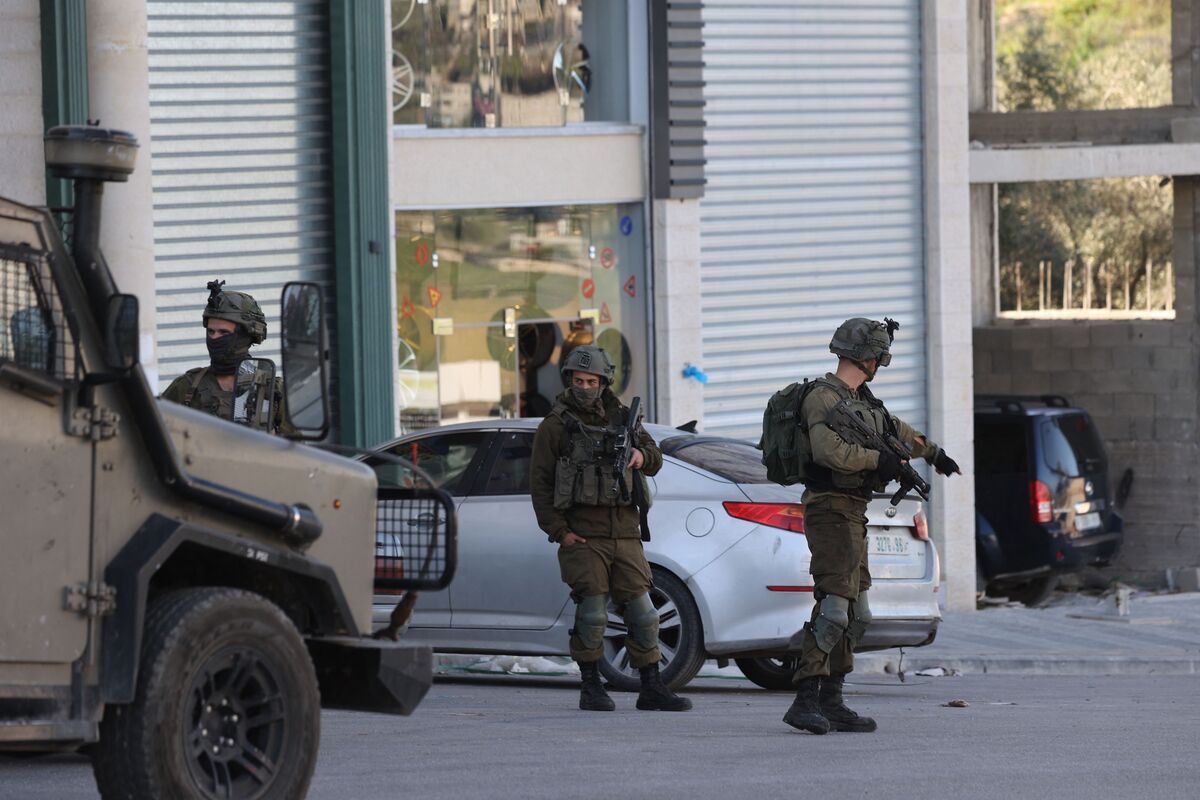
408, 512, 436, 527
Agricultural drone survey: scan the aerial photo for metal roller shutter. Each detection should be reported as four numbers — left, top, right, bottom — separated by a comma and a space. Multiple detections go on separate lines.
699, 0, 927, 440
147, 1, 335, 390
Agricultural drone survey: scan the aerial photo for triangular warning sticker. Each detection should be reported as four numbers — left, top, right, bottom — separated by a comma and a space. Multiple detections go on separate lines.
599, 302, 612, 324
400, 295, 415, 319
428, 286, 442, 308
623, 275, 636, 298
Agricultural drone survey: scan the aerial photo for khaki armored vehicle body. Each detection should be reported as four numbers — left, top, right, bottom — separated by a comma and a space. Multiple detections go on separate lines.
0, 126, 449, 799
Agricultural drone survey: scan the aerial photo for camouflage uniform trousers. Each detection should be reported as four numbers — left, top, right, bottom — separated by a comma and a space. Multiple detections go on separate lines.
795, 493, 872, 679
557, 536, 661, 668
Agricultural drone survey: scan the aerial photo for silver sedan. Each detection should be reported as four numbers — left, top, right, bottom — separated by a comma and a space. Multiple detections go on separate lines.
367, 419, 941, 690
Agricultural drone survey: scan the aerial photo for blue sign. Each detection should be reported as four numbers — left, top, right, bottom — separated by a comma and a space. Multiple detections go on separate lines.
619, 215, 634, 236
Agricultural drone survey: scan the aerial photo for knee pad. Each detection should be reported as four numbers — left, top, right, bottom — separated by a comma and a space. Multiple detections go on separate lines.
846, 590, 872, 645
812, 594, 851, 654
623, 592, 659, 651
573, 594, 608, 651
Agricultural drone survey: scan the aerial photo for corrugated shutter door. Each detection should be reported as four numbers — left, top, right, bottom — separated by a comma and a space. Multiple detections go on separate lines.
699, 0, 927, 440
147, 1, 335, 389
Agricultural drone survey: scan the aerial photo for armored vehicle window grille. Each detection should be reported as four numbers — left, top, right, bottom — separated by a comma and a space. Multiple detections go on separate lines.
0, 250, 76, 382
374, 487, 458, 592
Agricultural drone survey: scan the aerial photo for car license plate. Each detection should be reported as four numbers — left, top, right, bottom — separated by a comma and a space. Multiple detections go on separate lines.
1075, 511, 1102, 532
870, 533, 910, 556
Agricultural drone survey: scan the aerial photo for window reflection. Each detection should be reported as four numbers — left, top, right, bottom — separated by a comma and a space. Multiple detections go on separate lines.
395, 204, 648, 433
396, 0, 586, 128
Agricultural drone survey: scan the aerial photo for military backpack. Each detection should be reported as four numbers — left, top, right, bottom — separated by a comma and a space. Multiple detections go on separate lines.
758, 379, 830, 486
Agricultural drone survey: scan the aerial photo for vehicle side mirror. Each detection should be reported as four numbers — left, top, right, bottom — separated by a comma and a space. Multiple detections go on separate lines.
280, 282, 329, 439
229, 357, 276, 431
104, 294, 139, 371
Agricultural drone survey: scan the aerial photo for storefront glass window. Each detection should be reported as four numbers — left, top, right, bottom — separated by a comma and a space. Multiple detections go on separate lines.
393, 0, 595, 128
395, 203, 648, 431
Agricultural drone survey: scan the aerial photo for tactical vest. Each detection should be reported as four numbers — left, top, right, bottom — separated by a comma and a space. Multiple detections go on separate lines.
181, 367, 235, 420
550, 404, 634, 511
803, 381, 896, 498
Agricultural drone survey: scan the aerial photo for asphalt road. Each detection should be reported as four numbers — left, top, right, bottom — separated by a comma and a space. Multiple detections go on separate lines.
2, 673, 1197, 799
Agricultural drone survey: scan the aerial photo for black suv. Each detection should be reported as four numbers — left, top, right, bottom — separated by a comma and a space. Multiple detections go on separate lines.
974, 395, 1124, 605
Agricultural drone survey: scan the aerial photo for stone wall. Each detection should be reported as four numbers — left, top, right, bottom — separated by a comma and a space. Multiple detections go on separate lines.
972, 183, 1200, 586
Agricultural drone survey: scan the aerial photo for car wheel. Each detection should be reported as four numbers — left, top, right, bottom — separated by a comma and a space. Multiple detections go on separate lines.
598, 567, 706, 692
92, 587, 320, 800
1004, 575, 1060, 607
734, 656, 798, 691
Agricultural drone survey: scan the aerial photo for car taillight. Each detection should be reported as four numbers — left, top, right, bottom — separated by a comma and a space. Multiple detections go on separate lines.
911, 509, 929, 541
1030, 480, 1054, 523
375, 554, 405, 596
723, 502, 805, 533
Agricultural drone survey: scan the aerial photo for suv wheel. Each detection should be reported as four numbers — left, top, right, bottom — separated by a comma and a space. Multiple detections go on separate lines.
599, 567, 706, 692
93, 588, 319, 800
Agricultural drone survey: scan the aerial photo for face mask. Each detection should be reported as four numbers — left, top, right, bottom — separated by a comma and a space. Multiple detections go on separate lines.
207, 329, 252, 375
569, 385, 602, 408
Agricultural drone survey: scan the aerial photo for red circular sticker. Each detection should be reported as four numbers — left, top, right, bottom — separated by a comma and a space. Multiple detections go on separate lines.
415, 243, 430, 267
582, 278, 595, 299
600, 247, 616, 270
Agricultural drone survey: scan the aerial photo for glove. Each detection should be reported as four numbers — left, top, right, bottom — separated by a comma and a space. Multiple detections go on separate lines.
933, 448, 961, 476
875, 450, 903, 483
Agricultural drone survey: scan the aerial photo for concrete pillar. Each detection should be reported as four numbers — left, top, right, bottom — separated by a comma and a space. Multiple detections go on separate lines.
87, 0, 158, 385
1, 0, 46, 206
923, 0, 977, 611
652, 197, 705, 427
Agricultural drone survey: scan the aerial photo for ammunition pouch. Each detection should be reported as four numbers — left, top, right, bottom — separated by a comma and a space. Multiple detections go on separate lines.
553, 410, 630, 509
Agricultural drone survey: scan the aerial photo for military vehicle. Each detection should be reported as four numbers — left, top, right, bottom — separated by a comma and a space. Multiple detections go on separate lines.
0, 125, 454, 799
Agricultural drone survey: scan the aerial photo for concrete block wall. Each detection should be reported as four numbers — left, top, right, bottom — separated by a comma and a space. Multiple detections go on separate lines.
972, 183, 1200, 586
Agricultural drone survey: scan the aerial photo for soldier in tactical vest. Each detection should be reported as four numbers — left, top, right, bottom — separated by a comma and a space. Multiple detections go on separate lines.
161, 281, 293, 434
530, 345, 692, 713
783, 318, 960, 735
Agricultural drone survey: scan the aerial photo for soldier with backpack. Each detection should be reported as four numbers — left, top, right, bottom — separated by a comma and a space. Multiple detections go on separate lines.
759, 318, 960, 735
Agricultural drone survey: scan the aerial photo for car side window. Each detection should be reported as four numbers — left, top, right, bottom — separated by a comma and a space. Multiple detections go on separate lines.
478, 432, 534, 496
380, 432, 490, 495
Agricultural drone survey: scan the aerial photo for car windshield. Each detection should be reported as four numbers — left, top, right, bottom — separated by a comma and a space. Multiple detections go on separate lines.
662, 436, 772, 483
1040, 414, 1106, 476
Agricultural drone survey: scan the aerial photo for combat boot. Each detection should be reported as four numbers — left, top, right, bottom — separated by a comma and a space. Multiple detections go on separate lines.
636, 664, 693, 711
578, 661, 615, 711
818, 673, 877, 732
783, 676, 830, 734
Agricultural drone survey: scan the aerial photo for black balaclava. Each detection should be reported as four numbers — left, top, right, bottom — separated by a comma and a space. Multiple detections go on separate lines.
207, 329, 253, 375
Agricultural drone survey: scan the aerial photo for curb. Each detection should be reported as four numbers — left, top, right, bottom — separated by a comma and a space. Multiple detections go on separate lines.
854, 653, 1200, 676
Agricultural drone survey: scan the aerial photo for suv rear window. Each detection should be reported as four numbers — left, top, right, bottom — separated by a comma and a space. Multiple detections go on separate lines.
662, 437, 771, 483
975, 420, 1028, 475
1040, 414, 1105, 476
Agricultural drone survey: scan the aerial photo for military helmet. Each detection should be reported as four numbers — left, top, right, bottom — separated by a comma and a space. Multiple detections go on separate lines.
202, 280, 266, 344
560, 344, 615, 385
829, 317, 897, 367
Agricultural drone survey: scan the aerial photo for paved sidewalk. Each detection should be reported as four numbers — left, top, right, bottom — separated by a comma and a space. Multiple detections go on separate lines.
855, 590, 1200, 676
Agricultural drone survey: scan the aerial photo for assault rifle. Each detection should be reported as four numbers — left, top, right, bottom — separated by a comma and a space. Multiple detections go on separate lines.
613, 396, 652, 541
825, 399, 931, 506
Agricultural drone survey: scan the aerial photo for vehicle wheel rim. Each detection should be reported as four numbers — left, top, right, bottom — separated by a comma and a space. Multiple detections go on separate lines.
763, 656, 798, 675
602, 585, 682, 681
184, 647, 287, 800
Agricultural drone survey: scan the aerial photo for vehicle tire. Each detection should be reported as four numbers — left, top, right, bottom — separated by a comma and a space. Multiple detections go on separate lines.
1004, 575, 1060, 608
599, 567, 706, 692
735, 656, 798, 691
92, 587, 320, 800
